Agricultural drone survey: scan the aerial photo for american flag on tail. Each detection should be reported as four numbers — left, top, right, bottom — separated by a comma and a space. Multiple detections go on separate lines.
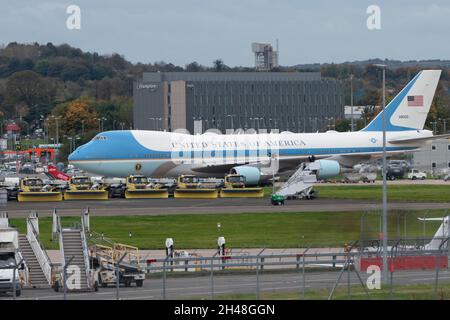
407, 95, 423, 107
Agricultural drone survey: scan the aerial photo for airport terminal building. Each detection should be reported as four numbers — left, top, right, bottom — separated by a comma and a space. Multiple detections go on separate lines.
412, 139, 450, 173
133, 72, 344, 133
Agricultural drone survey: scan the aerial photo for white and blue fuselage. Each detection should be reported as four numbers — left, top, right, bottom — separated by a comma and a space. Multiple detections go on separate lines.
68, 129, 431, 178
69, 70, 442, 179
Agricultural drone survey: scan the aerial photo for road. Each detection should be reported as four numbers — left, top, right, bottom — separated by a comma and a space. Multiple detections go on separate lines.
3, 198, 450, 218
2, 269, 449, 300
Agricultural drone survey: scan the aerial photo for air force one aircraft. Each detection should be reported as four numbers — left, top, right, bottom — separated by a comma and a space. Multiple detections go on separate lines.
69, 70, 449, 183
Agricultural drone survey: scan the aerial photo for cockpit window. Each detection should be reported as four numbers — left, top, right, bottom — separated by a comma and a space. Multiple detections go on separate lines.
93, 135, 107, 141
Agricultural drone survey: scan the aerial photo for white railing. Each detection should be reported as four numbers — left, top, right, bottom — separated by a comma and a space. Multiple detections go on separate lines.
58, 216, 65, 272
80, 217, 91, 289
26, 219, 52, 284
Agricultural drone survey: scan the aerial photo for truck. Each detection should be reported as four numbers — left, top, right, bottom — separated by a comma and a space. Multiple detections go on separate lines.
173, 175, 218, 199
407, 169, 427, 180
220, 174, 264, 198
0, 228, 25, 296
17, 177, 63, 202
106, 175, 169, 199
64, 176, 108, 200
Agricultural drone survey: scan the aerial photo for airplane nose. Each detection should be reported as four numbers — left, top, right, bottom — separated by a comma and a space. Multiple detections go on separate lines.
68, 145, 84, 162
68, 149, 79, 161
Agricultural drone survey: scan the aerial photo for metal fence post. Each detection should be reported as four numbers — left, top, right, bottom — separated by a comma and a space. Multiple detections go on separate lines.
211, 252, 218, 300
12, 266, 17, 300
347, 251, 351, 300
63, 256, 74, 301
256, 256, 260, 300
301, 247, 310, 299
435, 237, 448, 298
116, 253, 127, 300
163, 259, 167, 300
302, 254, 306, 299
256, 248, 265, 300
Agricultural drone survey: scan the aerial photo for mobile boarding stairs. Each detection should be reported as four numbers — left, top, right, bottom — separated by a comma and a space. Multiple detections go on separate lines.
274, 162, 321, 200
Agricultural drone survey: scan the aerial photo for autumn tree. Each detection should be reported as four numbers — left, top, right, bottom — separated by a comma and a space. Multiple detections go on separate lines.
56, 99, 98, 136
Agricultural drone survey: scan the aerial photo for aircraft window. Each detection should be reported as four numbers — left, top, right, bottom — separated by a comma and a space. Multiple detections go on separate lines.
93, 135, 107, 141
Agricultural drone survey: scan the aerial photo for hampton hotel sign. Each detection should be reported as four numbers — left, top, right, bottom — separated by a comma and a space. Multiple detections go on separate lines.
137, 83, 159, 91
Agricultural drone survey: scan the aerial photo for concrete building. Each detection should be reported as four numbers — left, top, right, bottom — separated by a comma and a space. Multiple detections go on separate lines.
412, 139, 450, 172
133, 72, 344, 133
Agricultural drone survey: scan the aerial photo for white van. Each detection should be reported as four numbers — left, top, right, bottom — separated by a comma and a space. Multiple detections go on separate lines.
0, 229, 25, 296
407, 169, 427, 180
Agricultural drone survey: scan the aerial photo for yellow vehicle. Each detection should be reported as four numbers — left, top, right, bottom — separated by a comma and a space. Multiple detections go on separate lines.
18, 177, 62, 202
220, 174, 264, 198
124, 175, 168, 199
174, 175, 218, 199
64, 176, 108, 200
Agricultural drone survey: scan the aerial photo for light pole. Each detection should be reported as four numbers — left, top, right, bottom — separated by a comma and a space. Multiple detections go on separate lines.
439, 118, 449, 134
375, 63, 388, 285
350, 74, 354, 131
430, 120, 437, 135
95, 117, 107, 132
67, 137, 73, 153
227, 114, 235, 130
50, 115, 61, 164
101, 117, 107, 131
81, 119, 85, 136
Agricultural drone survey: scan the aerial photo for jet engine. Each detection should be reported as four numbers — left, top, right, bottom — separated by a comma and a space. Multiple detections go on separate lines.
313, 160, 341, 179
229, 166, 261, 185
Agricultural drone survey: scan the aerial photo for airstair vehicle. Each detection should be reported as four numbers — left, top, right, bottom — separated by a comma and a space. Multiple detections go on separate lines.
89, 234, 145, 288
0, 212, 53, 293
54, 212, 94, 292
19, 213, 53, 288
272, 162, 321, 204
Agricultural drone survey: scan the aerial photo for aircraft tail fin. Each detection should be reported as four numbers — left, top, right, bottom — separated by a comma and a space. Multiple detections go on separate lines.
362, 70, 441, 132
418, 216, 449, 250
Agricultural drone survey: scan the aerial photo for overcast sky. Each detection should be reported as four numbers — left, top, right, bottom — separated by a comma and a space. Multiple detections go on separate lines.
1, 0, 450, 67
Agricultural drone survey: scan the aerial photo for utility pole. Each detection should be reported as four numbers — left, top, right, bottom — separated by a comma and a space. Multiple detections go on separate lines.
375, 64, 388, 285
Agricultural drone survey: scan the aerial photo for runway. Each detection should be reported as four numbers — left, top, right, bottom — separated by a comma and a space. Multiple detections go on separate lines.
4, 269, 449, 300
3, 198, 450, 218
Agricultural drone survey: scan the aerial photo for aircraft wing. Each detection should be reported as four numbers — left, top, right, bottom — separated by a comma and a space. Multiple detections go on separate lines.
389, 133, 450, 144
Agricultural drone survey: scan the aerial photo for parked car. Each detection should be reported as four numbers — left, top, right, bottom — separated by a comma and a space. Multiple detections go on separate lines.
444, 174, 450, 182
407, 169, 427, 180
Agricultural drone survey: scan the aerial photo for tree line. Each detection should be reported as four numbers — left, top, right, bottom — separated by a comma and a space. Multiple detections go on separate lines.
0, 42, 448, 146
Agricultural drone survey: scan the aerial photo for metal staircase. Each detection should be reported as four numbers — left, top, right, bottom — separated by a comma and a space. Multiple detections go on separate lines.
275, 162, 319, 198
18, 235, 49, 288
60, 228, 91, 291
18, 213, 53, 288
